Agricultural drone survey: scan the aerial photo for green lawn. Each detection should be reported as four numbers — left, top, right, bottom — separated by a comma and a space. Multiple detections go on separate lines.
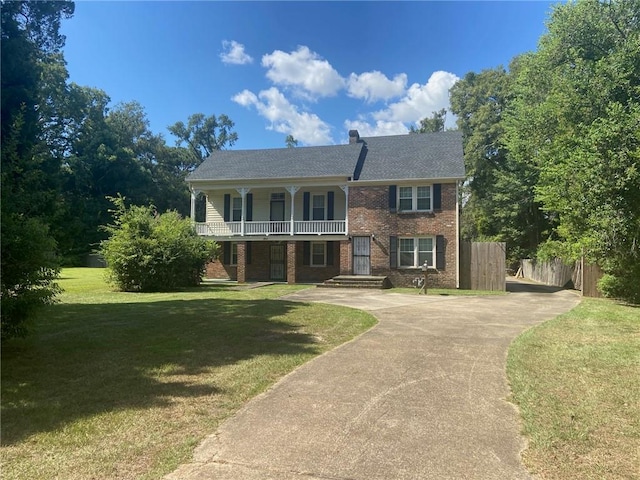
1, 268, 377, 480
507, 298, 640, 479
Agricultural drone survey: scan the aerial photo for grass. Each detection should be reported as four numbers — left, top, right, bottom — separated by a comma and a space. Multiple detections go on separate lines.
1, 268, 377, 480
507, 298, 640, 479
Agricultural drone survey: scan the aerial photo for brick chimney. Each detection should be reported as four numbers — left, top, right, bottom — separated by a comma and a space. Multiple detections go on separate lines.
348, 129, 360, 144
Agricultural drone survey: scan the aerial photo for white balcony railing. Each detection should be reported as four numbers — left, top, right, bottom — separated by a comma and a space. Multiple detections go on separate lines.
194, 220, 346, 237
245, 221, 291, 235
294, 220, 346, 234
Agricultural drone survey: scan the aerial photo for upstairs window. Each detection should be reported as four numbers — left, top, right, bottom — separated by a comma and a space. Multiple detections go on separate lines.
398, 186, 431, 212
312, 194, 325, 220
232, 197, 242, 221
399, 187, 413, 211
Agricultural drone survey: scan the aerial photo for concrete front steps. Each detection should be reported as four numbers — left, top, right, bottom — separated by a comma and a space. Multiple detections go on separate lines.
319, 275, 391, 289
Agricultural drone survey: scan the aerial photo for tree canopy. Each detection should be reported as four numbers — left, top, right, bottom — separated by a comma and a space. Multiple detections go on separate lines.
1, 1, 241, 337
410, 108, 447, 133
1, 0, 74, 338
453, 0, 639, 301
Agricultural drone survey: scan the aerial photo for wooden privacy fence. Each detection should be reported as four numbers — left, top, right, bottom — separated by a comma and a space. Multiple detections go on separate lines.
519, 257, 603, 297
460, 241, 506, 291
521, 258, 574, 287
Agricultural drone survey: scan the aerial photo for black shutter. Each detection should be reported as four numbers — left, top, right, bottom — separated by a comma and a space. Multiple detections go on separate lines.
327, 191, 334, 221
326, 241, 334, 265
433, 184, 442, 211
223, 242, 230, 265
303, 241, 310, 266
436, 235, 445, 270
223, 194, 231, 222
389, 185, 397, 212
246, 193, 253, 221
246, 242, 252, 264
389, 236, 397, 268
303, 192, 310, 221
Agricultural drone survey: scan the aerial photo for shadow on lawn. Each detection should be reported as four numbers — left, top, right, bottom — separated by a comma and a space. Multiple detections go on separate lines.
1, 297, 318, 445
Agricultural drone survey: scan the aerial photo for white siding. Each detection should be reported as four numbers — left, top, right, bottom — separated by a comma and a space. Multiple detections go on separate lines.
203, 188, 346, 222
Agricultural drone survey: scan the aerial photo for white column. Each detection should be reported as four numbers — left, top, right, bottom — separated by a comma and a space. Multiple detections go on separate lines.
236, 187, 250, 236
340, 185, 349, 235
286, 186, 299, 235
190, 189, 199, 222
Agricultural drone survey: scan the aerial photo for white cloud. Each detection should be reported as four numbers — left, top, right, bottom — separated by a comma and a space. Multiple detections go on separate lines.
232, 87, 333, 146
343, 119, 409, 138
261, 46, 345, 99
220, 40, 253, 65
346, 71, 407, 103
232, 89, 258, 106
372, 71, 459, 125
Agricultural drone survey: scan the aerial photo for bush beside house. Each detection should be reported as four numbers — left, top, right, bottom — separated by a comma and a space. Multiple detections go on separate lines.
100, 196, 218, 292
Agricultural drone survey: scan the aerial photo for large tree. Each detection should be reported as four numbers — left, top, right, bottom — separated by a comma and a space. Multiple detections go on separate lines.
59, 97, 195, 257
168, 113, 238, 166
1, 0, 75, 338
410, 108, 447, 133
504, 0, 640, 300
168, 113, 238, 221
450, 65, 554, 266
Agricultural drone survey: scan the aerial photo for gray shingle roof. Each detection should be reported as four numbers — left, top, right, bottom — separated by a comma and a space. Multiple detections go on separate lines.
187, 143, 363, 181
357, 131, 465, 181
187, 131, 464, 183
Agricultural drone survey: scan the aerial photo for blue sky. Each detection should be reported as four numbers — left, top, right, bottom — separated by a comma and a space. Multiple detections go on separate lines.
61, 1, 559, 149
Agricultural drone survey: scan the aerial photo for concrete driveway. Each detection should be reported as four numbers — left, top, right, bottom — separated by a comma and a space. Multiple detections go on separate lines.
166, 279, 580, 480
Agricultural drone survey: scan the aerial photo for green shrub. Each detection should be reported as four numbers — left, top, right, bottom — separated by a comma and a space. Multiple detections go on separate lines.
100, 196, 218, 292
1, 214, 61, 339
599, 271, 640, 304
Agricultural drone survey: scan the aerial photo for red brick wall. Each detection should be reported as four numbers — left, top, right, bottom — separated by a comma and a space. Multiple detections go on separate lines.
207, 240, 337, 284
348, 183, 458, 288
205, 244, 237, 280
286, 241, 296, 284
339, 240, 351, 275
245, 241, 271, 281
237, 242, 246, 282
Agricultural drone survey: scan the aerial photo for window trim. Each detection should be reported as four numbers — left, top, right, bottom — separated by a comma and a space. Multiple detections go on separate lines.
397, 185, 432, 212
397, 236, 435, 269
310, 241, 326, 267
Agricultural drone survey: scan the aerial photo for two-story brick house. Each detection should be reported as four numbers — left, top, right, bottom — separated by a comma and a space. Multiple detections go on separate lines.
187, 130, 465, 288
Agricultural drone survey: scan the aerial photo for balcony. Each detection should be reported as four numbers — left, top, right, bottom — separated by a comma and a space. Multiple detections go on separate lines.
194, 220, 347, 237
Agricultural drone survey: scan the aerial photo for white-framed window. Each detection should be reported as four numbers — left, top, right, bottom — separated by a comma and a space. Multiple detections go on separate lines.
232, 197, 242, 222
230, 242, 238, 265
398, 237, 434, 268
398, 186, 431, 212
311, 242, 326, 266
312, 194, 325, 220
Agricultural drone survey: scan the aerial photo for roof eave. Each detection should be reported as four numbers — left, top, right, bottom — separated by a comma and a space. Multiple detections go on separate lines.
188, 174, 353, 189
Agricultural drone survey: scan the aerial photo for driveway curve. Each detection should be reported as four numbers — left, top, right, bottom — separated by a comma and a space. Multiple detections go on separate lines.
167, 279, 580, 480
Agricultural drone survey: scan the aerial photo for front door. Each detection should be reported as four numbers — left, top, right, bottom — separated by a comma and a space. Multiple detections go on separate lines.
353, 236, 371, 275
270, 244, 286, 281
